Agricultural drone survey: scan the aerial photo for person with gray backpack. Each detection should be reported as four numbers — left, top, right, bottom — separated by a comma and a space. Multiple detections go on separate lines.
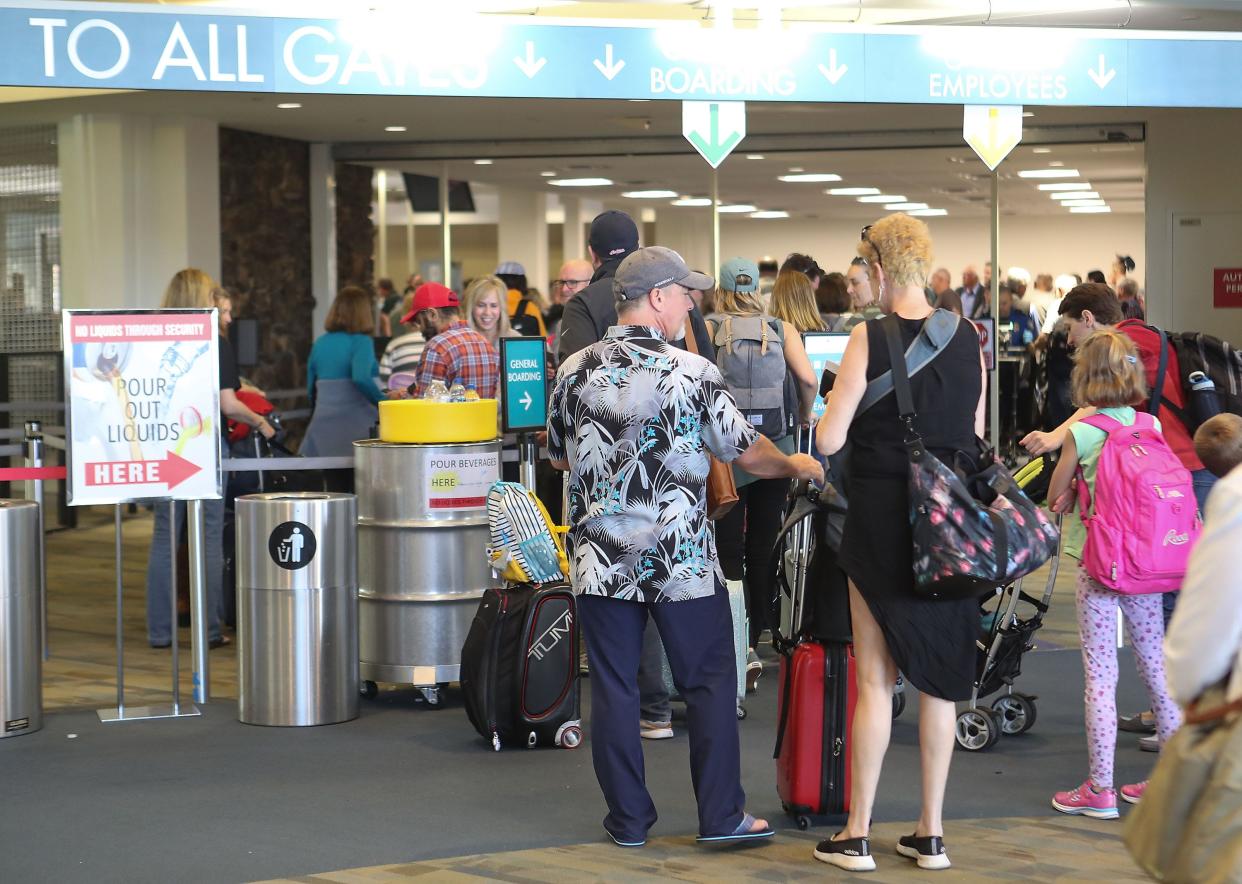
709, 257, 819, 688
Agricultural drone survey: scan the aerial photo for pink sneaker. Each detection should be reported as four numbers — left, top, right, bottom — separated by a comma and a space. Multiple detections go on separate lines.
1052, 780, 1119, 819
1120, 781, 1146, 804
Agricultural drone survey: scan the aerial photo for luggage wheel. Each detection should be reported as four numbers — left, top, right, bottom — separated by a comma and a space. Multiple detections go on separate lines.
418, 685, 444, 708
736, 704, 747, 721
796, 815, 811, 831
360, 680, 378, 700
556, 723, 583, 749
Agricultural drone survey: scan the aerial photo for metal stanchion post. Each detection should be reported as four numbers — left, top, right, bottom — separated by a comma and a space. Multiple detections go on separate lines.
187, 499, 209, 703
518, 434, 537, 492
23, 421, 48, 660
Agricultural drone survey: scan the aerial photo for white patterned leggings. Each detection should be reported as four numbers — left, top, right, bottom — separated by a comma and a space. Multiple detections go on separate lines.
1076, 566, 1183, 790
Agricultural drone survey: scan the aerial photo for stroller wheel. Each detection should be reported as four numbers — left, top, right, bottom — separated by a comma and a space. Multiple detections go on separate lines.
892, 691, 906, 719
992, 693, 1037, 735
955, 707, 1001, 752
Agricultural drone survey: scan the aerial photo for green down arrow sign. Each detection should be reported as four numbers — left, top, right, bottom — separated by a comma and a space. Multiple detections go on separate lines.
682, 101, 746, 169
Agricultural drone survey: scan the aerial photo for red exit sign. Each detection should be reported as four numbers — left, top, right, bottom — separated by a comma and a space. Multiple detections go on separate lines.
1215, 268, 1242, 308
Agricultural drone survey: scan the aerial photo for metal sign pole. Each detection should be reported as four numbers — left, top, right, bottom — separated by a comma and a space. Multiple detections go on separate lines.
23, 421, 47, 660
710, 168, 721, 279
187, 499, 209, 703
169, 500, 181, 715
114, 505, 124, 715
989, 169, 1001, 450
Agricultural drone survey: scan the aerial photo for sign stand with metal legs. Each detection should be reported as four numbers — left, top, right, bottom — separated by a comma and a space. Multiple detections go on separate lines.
97, 499, 202, 723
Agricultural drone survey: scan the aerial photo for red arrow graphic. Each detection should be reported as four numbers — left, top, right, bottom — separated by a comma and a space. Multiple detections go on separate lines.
84, 451, 202, 490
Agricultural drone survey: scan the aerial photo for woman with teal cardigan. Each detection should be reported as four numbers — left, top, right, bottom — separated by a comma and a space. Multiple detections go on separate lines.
302, 286, 385, 489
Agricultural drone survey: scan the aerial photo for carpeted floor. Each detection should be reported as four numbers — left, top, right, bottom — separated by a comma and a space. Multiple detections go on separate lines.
0, 645, 1157, 883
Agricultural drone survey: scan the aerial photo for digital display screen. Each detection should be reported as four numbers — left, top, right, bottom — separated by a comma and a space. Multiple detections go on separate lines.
802, 332, 851, 418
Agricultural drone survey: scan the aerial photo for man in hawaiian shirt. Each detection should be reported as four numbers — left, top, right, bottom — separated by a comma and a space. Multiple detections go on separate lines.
548, 246, 824, 848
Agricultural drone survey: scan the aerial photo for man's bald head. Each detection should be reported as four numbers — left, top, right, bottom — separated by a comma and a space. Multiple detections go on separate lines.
556, 259, 594, 304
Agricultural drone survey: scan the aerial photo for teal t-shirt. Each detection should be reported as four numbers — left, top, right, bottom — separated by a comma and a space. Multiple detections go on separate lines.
1064, 406, 1162, 560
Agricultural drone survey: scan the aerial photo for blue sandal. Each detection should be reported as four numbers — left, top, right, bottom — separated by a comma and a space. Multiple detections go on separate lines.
696, 813, 775, 844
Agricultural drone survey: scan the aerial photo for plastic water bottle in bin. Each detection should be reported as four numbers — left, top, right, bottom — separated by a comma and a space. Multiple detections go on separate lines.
1188, 371, 1222, 427
425, 379, 449, 402
449, 382, 466, 403
463, 384, 480, 402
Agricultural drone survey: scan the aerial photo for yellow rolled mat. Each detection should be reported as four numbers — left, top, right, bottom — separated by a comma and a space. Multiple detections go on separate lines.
379, 399, 499, 444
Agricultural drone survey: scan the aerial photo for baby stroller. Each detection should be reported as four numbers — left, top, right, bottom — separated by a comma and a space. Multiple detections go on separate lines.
954, 455, 1061, 752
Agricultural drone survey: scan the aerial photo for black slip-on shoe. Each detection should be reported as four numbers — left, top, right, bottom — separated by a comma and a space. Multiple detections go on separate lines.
813, 835, 875, 872
605, 829, 646, 848
896, 834, 951, 870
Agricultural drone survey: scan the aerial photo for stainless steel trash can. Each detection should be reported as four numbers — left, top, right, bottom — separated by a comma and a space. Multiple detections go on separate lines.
236, 492, 358, 726
0, 500, 41, 738
354, 439, 501, 706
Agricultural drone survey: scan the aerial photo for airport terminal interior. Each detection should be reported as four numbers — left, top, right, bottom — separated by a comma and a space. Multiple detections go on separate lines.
4, 1, 1242, 881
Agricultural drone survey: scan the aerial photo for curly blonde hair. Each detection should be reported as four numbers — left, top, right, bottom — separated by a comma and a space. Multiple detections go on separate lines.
770, 270, 825, 332
1071, 329, 1147, 409
857, 213, 933, 288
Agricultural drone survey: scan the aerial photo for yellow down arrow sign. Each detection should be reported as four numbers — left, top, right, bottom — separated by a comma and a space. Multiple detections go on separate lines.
963, 105, 1023, 171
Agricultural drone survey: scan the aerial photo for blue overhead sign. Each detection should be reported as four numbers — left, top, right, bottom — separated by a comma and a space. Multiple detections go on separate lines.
1, 5, 1241, 108
499, 337, 547, 435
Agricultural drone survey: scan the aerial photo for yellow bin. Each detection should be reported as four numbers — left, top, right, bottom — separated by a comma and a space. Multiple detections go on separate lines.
378, 399, 499, 444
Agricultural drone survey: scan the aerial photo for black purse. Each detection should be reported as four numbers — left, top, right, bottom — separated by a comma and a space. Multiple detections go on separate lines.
882, 315, 1059, 601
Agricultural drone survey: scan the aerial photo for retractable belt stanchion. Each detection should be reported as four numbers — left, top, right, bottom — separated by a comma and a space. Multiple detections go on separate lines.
518, 433, 537, 492
187, 500, 209, 704
22, 421, 48, 660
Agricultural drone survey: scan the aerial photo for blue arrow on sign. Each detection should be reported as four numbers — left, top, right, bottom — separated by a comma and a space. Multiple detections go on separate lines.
683, 101, 745, 169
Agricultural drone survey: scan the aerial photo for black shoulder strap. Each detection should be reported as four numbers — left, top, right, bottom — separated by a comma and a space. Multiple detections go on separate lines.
881, 314, 925, 453
857, 309, 960, 416
1150, 325, 1169, 416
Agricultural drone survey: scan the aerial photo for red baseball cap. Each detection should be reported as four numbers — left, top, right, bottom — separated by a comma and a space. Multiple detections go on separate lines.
401, 282, 459, 323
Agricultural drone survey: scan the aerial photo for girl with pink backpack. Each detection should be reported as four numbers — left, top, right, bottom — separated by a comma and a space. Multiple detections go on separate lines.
1046, 330, 1193, 820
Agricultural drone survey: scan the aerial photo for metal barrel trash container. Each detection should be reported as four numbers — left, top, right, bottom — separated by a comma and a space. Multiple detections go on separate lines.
236, 492, 358, 726
0, 500, 42, 739
354, 439, 502, 706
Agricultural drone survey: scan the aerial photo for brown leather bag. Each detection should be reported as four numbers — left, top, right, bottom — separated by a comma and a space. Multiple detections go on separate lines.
683, 320, 738, 520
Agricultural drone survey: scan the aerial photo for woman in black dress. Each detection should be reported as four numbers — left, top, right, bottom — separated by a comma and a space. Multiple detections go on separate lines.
812, 214, 986, 873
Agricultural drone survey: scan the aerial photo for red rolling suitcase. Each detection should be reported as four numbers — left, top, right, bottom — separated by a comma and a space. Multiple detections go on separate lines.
774, 640, 856, 827
770, 478, 857, 828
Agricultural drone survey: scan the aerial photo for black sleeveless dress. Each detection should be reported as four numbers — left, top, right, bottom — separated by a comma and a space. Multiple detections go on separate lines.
838, 315, 982, 701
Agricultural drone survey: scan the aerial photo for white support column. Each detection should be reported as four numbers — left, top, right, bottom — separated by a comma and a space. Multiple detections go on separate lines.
60, 114, 220, 309
376, 169, 388, 280
498, 187, 549, 295
653, 208, 713, 276
439, 163, 452, 288
309, 143, 337, 336
560, 195, 587, 261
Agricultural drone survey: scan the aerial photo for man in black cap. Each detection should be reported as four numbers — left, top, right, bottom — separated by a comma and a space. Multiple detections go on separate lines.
557, 210, 713, 364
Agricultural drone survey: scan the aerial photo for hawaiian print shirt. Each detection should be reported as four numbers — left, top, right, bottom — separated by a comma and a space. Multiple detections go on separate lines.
548, 325, 759, 602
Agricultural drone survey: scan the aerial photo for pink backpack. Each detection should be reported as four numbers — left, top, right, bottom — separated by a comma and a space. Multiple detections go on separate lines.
1075, 412, 1201, 594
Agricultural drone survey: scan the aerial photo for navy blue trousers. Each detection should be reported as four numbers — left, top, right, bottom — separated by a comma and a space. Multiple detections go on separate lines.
578, 579, 745, 841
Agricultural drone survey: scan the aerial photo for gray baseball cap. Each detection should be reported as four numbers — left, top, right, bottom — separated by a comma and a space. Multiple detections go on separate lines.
613, 246, 714, 302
